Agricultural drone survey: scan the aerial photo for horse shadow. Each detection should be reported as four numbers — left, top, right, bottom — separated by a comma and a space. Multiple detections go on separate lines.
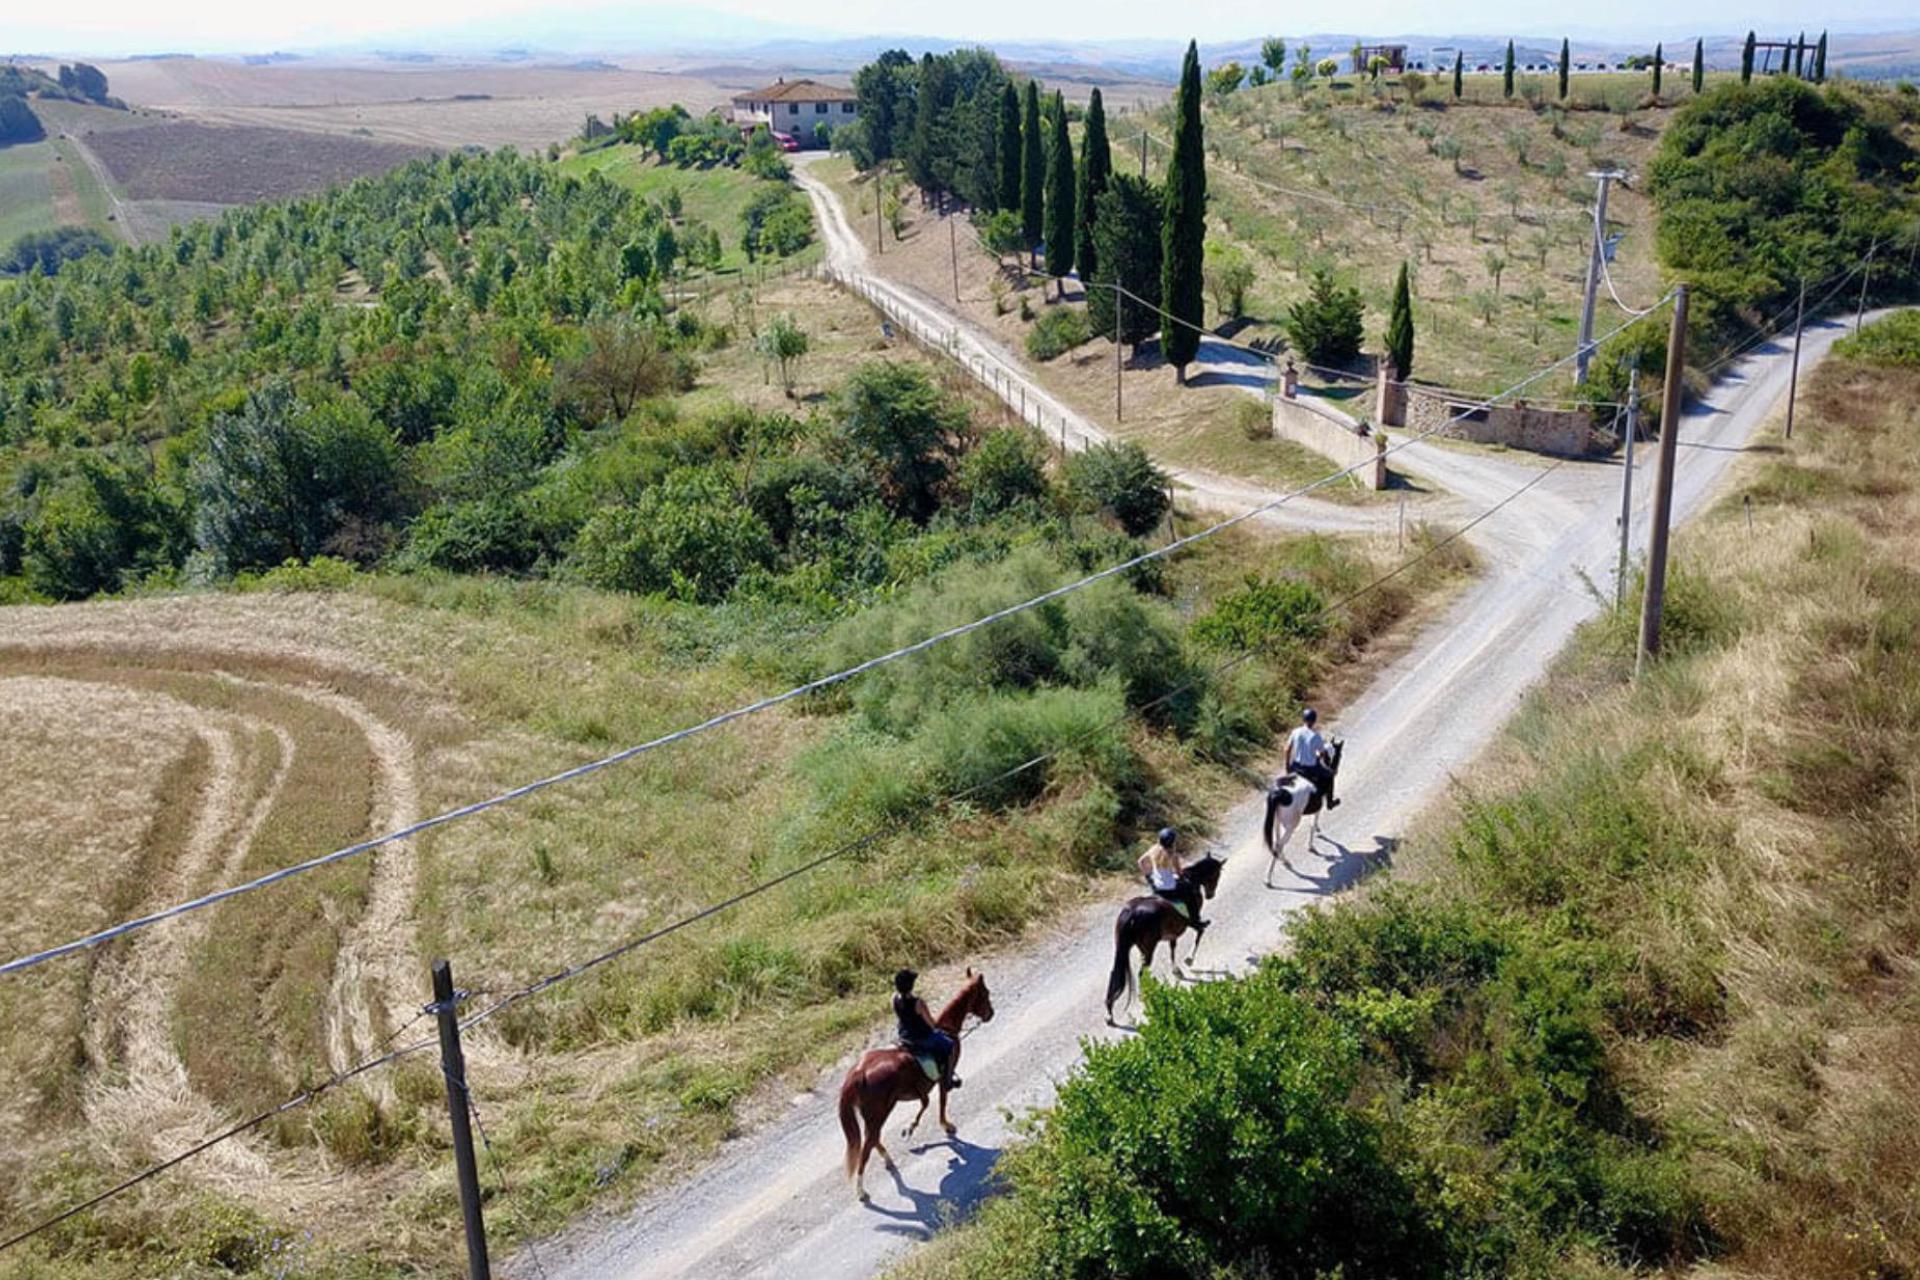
1269, 833, 1398, 896
862, 1134, 1002, 1240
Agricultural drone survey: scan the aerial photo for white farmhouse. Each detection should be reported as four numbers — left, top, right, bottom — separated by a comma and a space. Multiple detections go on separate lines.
729, 78, 859, 147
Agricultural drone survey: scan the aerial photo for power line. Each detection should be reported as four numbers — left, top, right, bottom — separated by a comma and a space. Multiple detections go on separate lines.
0, 292, 1661, 981
0, 1021, 440, 1255
0, 399, 1602, 1256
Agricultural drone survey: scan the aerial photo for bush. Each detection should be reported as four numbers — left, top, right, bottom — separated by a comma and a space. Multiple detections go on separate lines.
1190, 573, 1328, 651
958, 427, 1051, 518
1285, 267, 1366, 365
832, 361, 971, 523
1064, 441, 1169, 537
190, 381, 403, 573
1834, 310, 1920, 367
2, 226, 112, 276
569, 468, 774, 601
1024, 306, 1091, 361
1001, 971, 1433, 1279
400, 496, 542, 574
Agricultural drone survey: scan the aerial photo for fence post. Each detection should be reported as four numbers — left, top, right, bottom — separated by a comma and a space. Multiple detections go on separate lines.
432, 959, 491, 1280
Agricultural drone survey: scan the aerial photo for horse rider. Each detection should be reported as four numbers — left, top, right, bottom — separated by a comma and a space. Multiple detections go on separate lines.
1286, 708, 1340, 810
1138, 827, 1209, 934
893, 969, 960, 1090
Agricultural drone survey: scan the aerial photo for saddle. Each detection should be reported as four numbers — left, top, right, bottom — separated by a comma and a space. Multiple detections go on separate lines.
895, 1040, 942, 1081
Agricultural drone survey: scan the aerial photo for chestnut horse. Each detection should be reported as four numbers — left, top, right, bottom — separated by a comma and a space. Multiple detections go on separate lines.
1103, 853, 1226, 1025
838, 969, 995, 1201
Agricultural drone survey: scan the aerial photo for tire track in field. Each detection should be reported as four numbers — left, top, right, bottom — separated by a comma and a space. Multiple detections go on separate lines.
277, 684, 422, 1079
73, 685, 294, 1179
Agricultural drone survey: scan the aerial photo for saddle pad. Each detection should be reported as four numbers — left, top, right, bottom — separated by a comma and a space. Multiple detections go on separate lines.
915, 1054, 940, 1081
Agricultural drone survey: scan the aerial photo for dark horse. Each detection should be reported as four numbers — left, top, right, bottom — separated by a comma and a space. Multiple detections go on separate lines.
1263, 739, 1344, 885
1103, 853, 1226, 1025
838, 969, 995, 1201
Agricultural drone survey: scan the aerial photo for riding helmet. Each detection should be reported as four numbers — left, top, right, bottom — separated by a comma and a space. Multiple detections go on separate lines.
1157, 827, 1177, 848
894, 968, 918, 994
1302, 707, 1318, 724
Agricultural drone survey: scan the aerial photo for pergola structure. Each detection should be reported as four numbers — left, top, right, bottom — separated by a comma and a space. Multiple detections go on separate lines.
1351, 43, 1408, 75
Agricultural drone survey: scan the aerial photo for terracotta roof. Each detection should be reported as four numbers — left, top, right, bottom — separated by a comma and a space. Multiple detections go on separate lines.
732, 78, 857, 104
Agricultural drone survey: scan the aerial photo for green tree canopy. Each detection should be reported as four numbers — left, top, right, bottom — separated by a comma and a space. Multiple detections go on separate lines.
1089, 173, 1163, 346
1043, 90, 1076, 287
1075, 87, 1111, 282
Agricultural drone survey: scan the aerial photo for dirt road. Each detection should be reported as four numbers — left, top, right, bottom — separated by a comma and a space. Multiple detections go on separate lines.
533, 167, 1862, 1280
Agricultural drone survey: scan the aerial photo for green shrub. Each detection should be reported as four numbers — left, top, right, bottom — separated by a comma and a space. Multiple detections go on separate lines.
569, 468, 774, 601
1024, 306, 1091, 361
832, 361, 972, 523
958, 427, 1051, 518
1002, 970, 1435, 1279
1063, 441, 1169, 537
1190, 573, 1328, 651
1834, 310, 1920, 367
400, 496, 542, 574
1285, 267, 1366, 366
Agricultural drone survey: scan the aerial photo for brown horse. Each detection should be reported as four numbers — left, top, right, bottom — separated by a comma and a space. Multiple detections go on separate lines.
1104, 853, 1226, 1025
838, 969, 995, 1201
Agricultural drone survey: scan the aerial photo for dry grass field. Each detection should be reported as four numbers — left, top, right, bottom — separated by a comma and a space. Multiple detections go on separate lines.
90, 56, 746, 151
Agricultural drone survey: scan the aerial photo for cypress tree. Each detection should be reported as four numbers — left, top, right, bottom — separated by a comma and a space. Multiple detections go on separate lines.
997, 82, 1021, 212
1089, 174, 1163, 347
1453, 50, 1464, 99
1021, 81, 1044, 264
1558, 38, 1570, 100
1794, 32, 1806, 77
1503, 40, 1515, 98
1075, 87, 1111, 282
1814, 31, 1828, 83
1385, 261, 1414, 380
1161, 40, 1206, 384
1692, 39, 1704, 93
1044, 90, 1075, 296
1741, 31, 1756, 83
1652, 43, 1663, 96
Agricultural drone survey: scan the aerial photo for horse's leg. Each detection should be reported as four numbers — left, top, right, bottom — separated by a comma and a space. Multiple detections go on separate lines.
938, 1078, 956, 1136
903, 1089, 928, 1138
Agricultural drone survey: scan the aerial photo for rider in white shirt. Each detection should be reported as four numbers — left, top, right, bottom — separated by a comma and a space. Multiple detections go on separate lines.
1137, 827, 1208, 930
1286, 708, 1339, 809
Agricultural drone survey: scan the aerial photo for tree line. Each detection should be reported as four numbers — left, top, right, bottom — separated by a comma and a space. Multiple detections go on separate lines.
850, 43, 1211, 382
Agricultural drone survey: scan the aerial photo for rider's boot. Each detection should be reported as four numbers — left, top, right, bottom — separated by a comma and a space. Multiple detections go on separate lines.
1327, 796, 1341, 809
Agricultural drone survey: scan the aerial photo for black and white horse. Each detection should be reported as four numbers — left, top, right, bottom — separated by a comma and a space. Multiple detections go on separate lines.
1263, 739, 1344, 885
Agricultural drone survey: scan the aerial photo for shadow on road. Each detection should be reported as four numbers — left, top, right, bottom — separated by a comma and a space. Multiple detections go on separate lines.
863, 1135, 1002, 1241
1268, 833, 1397, 896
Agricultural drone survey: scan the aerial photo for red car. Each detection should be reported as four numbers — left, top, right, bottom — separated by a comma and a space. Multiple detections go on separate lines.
771, 131, 801, 152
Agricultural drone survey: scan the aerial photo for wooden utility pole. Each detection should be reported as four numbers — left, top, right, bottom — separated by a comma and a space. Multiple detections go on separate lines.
1575, 170, 1623, 385
1615, 359, 1639, 608
1114, 287, 1124, 422
1636, 285, 1689, 676
1140, 130, 1148, 178
949, 213, 959, 301
432, 959, 491, 1280
1785, 277, 1805, 438
875, 180, 883, 254
1856, 240, 1877, 333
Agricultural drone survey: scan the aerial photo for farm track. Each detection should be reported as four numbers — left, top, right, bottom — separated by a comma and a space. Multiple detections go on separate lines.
0, 638, 429, 1190
534, 163, 1873, 1280
57, 131, 139, 245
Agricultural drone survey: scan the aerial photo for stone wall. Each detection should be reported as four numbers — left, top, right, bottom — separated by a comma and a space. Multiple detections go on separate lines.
1398, 385, 1597, 456
1273, 390, 1387, 489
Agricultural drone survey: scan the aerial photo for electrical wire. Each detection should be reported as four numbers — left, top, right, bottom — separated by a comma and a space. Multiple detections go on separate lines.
0, 402, 1599, 1257
0, 1025, 440, 1255
0, 285, 1664, 981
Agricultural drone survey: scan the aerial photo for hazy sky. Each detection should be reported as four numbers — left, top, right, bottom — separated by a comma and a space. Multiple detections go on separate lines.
9, 0, 1915, 56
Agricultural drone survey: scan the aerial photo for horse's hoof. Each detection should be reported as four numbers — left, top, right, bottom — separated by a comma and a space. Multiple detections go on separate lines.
857, 1189, 870, 1204
943, 1123, 957, 1136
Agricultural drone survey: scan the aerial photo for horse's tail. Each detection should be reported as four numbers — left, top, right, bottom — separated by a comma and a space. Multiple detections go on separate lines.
1264, 783, 1283, 852
1106, 908, 1135, 1014
838, 1067, 863, 1182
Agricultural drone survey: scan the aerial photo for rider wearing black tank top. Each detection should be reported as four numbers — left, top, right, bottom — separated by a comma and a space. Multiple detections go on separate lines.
893, 969, 960, 1089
